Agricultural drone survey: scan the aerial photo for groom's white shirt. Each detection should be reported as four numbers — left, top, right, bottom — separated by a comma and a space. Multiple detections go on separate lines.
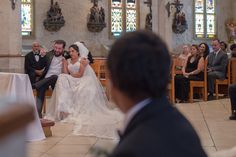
121, 98, 152, 134
45, 55, 63, 78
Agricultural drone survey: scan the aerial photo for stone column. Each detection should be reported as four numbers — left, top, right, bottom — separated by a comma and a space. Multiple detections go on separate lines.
152, 0, 173, 51
0, 0, 22, 55
152, 0, 159, 32
0, 0, 23, 72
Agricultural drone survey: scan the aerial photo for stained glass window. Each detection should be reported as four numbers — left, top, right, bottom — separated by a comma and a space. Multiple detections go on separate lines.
110, 0, 139, 38
21, 0, 34, 37
194, 0, 216, 38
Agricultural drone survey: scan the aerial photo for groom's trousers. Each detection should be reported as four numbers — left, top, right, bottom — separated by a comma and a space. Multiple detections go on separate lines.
35, 75, 58, 118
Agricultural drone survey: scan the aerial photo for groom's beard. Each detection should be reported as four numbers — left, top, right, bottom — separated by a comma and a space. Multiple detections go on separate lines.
54, 51, 63, 57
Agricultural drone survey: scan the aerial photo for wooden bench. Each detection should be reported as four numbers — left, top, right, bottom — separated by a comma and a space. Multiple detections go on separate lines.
40, 119, 55, 137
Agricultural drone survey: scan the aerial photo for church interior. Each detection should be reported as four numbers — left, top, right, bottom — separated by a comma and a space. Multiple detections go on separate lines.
1, 0, 236, 157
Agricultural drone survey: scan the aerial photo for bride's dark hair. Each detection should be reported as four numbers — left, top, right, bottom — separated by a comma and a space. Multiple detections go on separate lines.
69, 44, 80, 55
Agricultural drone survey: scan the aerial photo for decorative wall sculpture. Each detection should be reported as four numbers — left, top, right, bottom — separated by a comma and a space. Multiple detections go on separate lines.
225, 19, 236, 43
43, 0, 65, 32
10, 0, 16, 10
87, 0, 106, 32
144, 0, 152, 31
167, 0, 188, 34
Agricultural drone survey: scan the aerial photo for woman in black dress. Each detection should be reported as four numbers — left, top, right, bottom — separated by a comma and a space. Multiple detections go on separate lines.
175, 44, 204, 102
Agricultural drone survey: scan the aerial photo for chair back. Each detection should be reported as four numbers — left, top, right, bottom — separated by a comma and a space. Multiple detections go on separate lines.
174, 57, 184, 74
167, 58, 176, 104
90, 58, 107, 85
226, 60, 231, 84
203, 58, 208, 88
231, 58, 236, 83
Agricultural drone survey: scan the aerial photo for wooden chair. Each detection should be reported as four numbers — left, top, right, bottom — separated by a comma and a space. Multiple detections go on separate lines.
174, 57, 184, 75
90, 58, 111, 99
167, 58, 176, 104
215, 60, 231, 99
189, 59, 208, 103
230, 58, 236, 84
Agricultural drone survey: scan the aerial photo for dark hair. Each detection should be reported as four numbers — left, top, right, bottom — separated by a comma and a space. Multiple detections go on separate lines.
54, 40, 66, 48
212, 38, 220, 44
230, 43, 236, 50
191, 44, 199, 51
220, 41, 228, 50
199, 42, 210, 59
69, 44, 80, 55
107, 30, 171, 100
191, 44, 201, 58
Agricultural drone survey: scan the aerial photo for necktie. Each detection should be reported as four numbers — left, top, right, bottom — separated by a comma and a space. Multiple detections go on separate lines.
34, 53, 40, 62
213, 52, 216, 60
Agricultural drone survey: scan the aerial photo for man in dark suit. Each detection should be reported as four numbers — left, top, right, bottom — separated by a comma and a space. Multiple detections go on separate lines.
107, 30, 207, 157
24, 42, 47, 85
229, 83, 236, 120
34, 40, 66, 118
207, 39, 228, 100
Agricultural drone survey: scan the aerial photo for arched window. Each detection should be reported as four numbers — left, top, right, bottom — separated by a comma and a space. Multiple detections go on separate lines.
194, 0, 216, 39
21, 0, 34, 37
110, 0, 139, 38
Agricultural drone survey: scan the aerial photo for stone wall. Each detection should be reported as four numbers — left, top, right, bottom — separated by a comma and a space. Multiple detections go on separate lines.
23, 0, 149, 56
21, 0, 235, 56
0, 0, 23, 72
171, 0, 233, 54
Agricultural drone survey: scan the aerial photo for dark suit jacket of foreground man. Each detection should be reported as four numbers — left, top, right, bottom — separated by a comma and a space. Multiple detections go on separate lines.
110, 96, 207, 157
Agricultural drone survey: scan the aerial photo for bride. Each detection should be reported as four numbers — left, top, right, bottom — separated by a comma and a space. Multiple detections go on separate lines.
45, 42, 123, 139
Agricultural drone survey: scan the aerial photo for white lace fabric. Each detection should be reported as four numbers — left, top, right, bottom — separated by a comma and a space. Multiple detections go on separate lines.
45, 59, 123, 139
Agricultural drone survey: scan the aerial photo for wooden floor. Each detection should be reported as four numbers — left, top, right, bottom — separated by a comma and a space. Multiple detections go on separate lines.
27, 98, 236, 157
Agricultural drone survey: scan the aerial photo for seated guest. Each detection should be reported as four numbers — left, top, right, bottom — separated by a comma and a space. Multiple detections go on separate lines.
207, 39, 228, 100
175, 45, 204, 102
220, 41, 228, 53
199, 42, 210, 59
178, 44, 190, 67
230, 43, 236, 57
24, 41, 47, 85
229, 83, 236, 120
107, 30, 207, 157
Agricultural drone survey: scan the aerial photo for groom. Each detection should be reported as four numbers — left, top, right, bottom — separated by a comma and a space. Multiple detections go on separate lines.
34, 40, 66, 118
107, 31, 207, 157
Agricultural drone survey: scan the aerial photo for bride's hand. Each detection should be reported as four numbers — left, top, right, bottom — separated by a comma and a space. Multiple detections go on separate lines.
80, 58, 89, 66
62, 58, 68, 66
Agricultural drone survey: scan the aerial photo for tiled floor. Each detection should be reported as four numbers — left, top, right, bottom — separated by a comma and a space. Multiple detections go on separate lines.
27, 98, 236, 157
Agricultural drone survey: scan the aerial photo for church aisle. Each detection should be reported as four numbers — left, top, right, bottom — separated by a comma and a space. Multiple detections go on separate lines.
27, 99, 236, 157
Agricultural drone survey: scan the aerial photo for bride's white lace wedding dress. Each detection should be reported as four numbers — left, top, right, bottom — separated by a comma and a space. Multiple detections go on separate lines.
45, 59, 123, 139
